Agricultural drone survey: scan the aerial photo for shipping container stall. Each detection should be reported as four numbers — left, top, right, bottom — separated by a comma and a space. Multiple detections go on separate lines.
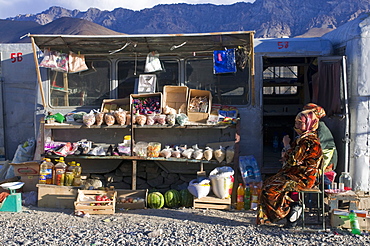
0, 44, 42, 161
254, 38, 349, 181
27, 32, 256, 191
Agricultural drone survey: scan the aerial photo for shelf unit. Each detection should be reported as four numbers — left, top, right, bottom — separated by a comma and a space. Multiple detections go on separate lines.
40, 120, 239, 190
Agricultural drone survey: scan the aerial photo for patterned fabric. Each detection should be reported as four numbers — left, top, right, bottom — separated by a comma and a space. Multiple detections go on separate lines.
293, 110, 319, 135
303, 103, 326, 119
257, 113, 323, 225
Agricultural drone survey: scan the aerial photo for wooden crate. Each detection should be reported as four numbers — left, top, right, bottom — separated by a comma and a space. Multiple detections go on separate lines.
74, 189, 116, 215
193, 196, 231, 210
37, 184, 81, 209
116, 189, 147, 210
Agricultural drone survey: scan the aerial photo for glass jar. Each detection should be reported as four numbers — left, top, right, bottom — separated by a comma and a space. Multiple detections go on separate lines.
339, 172, 352, 191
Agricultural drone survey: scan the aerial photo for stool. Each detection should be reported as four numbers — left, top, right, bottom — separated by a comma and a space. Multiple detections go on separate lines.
299, 186, 326, 230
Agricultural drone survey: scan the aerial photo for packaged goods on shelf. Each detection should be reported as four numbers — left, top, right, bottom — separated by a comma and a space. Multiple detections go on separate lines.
163, 86, 188, 114
187, 89, 212, 123
130, 93, 162, 115
101, 98, 130, 113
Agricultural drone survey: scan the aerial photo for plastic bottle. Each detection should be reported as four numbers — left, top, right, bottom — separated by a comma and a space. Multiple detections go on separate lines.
349, 210, 361, 235
339, 172, 352, 191
251, 185, 259, 210
72, 163, 82, 186
43, 158, 54, 184
39, 159, 48, 184
272, 134, 279, 152
236, 183, 245, 210
244, 184, 251, 210
54, 157, 67, 186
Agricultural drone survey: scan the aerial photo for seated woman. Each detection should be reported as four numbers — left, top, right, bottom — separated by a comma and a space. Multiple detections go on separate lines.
303, 103, 337, 187
257, 110, 323, 227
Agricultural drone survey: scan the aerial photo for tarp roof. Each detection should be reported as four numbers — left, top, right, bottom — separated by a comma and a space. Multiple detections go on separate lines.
28, 31, 254, 57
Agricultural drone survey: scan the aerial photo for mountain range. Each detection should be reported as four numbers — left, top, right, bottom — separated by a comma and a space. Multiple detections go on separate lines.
1, 0, 370, 43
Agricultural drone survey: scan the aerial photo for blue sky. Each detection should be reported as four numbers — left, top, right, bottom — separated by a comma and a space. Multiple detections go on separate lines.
0, 0, 255, 19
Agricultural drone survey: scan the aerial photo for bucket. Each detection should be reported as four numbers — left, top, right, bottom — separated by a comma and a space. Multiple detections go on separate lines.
187, 179, 210, 199
209, 166, 234, 199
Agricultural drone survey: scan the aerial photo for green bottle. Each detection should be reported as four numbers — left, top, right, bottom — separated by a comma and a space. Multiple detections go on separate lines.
349, 210, 361, 235
244, 184, 251, 210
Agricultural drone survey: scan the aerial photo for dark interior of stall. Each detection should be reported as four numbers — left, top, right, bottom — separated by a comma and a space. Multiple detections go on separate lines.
262, 57, 318, 175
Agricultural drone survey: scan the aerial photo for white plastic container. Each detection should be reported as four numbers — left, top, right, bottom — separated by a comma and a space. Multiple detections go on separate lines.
187, 179, 210, 199
209, 166, 234, 199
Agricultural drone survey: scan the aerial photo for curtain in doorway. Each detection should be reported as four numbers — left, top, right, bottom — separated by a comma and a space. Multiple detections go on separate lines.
312, 60, 342, 116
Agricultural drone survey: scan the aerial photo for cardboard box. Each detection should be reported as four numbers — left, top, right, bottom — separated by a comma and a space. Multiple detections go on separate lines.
330, 209, 370, 230
20, 175, 39, 192
116, 189, 147, 210
163, 86, 188, 114
101, 98, 130, 113
10, 161, 41, 176
130, 93, 163, 114
187, 89, 212, 123
37, 184, 81, 209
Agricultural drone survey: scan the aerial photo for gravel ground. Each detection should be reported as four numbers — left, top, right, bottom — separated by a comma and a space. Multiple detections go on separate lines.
0, 206, 369, 246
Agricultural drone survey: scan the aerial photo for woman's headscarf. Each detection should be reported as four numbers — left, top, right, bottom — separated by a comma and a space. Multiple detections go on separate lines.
303, 103, 326, 119
294, 109, 319, 135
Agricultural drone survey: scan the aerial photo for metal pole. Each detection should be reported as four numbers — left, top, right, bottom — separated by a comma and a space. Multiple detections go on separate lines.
342, 56, 350, 173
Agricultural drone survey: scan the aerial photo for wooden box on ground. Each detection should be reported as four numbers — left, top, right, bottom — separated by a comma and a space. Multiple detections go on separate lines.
163, 86, 188, 114
187, 89, 212, 123
193, 196, 231, 210
37, 184, 81, 209
330, 209, 370, 230
101, 98, 130, 112
74, 189, 117, 215
115, 189, 147, 210
355, 192, 370, 210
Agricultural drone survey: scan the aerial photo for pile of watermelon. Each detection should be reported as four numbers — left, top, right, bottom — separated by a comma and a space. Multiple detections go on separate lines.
147, 189, 194, 209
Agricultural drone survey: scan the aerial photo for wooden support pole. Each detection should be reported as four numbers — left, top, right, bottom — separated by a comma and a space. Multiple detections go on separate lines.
30, 36, 47, 109
132, 160, 137, 190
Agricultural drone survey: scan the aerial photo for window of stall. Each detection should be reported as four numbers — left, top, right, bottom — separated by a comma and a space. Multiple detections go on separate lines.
184, 58, 249, 105
49, 59, 111, 107
117, 58, 180, 98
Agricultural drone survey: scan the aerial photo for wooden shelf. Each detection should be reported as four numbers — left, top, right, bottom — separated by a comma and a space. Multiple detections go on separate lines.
44, 123, 234, 130
45, 154, 230, 165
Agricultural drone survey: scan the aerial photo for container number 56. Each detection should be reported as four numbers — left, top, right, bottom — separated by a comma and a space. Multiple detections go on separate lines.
10, 52, 23, 63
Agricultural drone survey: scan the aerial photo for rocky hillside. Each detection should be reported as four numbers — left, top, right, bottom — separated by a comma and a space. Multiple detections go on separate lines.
2, 0, 370, 42
0, 17, 122, 43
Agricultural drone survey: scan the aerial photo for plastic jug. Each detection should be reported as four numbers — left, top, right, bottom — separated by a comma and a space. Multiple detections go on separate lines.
54, 157, 67, 186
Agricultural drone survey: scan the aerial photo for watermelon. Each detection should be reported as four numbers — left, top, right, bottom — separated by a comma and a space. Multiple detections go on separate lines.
179, 189, 193, 207
164, 189, 181, 208
147, 192, 164, 209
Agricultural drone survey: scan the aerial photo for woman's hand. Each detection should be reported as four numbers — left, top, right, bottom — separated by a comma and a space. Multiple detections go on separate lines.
282, 135, 291, 148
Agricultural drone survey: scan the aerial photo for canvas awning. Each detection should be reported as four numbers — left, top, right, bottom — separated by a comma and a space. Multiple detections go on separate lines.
28, 31, 254, 57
